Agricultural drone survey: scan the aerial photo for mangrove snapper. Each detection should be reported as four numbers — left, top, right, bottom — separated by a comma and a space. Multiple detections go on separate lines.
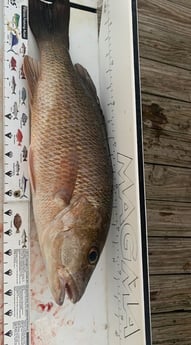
24, 0, 113, 305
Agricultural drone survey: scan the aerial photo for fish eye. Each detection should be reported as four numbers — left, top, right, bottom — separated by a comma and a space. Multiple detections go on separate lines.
88, 247, 99, 265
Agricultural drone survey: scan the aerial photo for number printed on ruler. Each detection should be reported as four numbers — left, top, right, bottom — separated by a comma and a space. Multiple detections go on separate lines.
3, 0, 29, 202
4, 202, 30, 344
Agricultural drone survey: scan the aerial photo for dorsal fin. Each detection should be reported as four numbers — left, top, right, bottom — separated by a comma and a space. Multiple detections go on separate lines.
23, 55, 40, 103
74, 63, 99, 103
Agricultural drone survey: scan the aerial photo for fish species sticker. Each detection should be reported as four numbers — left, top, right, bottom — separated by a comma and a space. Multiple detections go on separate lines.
7, 16, 20, 54
15, 161, 20, 176
12, 102, 19, 119
12, 13, 20, 29
21, 229, 27, 248
21, 112, 28, 126
20, 43, 26, 57
14, 190, 21, 198
13, 213, 22, 233
10, 56, 17, 70
16, 129, 23, 145
11, 76, 16, 94
22, 145, 28, 161
20, 174, 28, 198
20, 87, 27, 104
7, 32, 19, 55
19, 64, 26, 79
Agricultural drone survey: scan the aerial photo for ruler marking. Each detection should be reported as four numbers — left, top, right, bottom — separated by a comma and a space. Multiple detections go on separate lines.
3, 1, 31, 345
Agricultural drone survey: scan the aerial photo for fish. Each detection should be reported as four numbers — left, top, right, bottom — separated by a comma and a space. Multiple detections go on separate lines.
21, 229, 27, 248
22, 145, 28, 161
19, 64, 26, 79
20, 43, 26, 57
20, 174, 28, 198
7, 31, 19, 55
13, 102, 19, 119
21, 112, 28, 125
11, 76, 16, 94
24, 0, 113, 306
15, 160, 20, 176
21, 87, 27, 105
12, 13, 20, 29
16, 129, 23, 145
10, 56, 17, 70
13, 213, 22, 233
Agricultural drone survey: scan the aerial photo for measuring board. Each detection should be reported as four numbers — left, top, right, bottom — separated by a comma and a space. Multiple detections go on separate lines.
3, 1, 30, 344
99, 0, 151, 344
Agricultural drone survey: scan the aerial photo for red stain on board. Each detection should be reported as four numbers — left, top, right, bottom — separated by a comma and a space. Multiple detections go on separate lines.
37, 302, 53, 313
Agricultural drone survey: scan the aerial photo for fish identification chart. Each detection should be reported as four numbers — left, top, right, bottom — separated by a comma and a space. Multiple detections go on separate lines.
2, 0, 30, 345
1, 1, 151, 345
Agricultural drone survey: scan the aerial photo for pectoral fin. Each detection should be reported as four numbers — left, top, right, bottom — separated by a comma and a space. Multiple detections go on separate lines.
54, 188, 72, 208
23, 55, 40, 104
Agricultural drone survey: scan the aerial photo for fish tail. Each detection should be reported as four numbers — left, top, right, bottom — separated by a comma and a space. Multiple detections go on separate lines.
29, 0, 70, 48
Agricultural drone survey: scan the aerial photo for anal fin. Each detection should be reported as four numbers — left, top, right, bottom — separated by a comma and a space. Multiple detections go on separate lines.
23, 55, 40, 104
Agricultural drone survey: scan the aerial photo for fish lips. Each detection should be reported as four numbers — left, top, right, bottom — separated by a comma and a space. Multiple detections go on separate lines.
56, 267, 80, 305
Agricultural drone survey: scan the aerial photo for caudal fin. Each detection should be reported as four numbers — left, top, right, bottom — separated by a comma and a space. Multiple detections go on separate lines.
29, 0, 70, 48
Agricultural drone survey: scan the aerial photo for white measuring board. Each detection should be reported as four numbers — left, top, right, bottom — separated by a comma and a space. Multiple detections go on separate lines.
99, 0, 151, 344
3, 1, 30, 344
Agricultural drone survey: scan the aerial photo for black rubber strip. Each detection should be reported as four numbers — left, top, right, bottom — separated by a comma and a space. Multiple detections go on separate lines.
70, 2, 97, 13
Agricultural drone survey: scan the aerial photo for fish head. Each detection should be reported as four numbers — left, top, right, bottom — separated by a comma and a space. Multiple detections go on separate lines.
42, 196, 110, 305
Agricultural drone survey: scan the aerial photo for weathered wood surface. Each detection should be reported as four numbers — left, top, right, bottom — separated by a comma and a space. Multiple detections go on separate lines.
150, 275, 191, 313
140, 58, 191, 102
144, 128, 191, 168
138, 0, 191, 69
152, 312, 191, 345
138, 0, 191, 343
145, 164, 191, 202
149, 237, 191, 274
170, 0, 191, 10
146, 200, 191, 237
142, 94, 191, 136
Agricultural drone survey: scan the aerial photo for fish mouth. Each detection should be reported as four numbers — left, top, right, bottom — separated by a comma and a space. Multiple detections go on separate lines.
57, 267, 80, 305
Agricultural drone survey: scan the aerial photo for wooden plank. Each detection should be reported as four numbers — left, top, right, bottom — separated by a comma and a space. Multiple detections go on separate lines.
143, 127, 191, 168
168, 0, 191, 10
146, 200, 191, 237
138, 0, 191, 69
142, 93, 191, 136
140, 58, 191, 102
150, 274, 191, 313
138, 0, 191, 24
145, 164, 191, 202
148, 237, 191, 274
152, 312, 191, 345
